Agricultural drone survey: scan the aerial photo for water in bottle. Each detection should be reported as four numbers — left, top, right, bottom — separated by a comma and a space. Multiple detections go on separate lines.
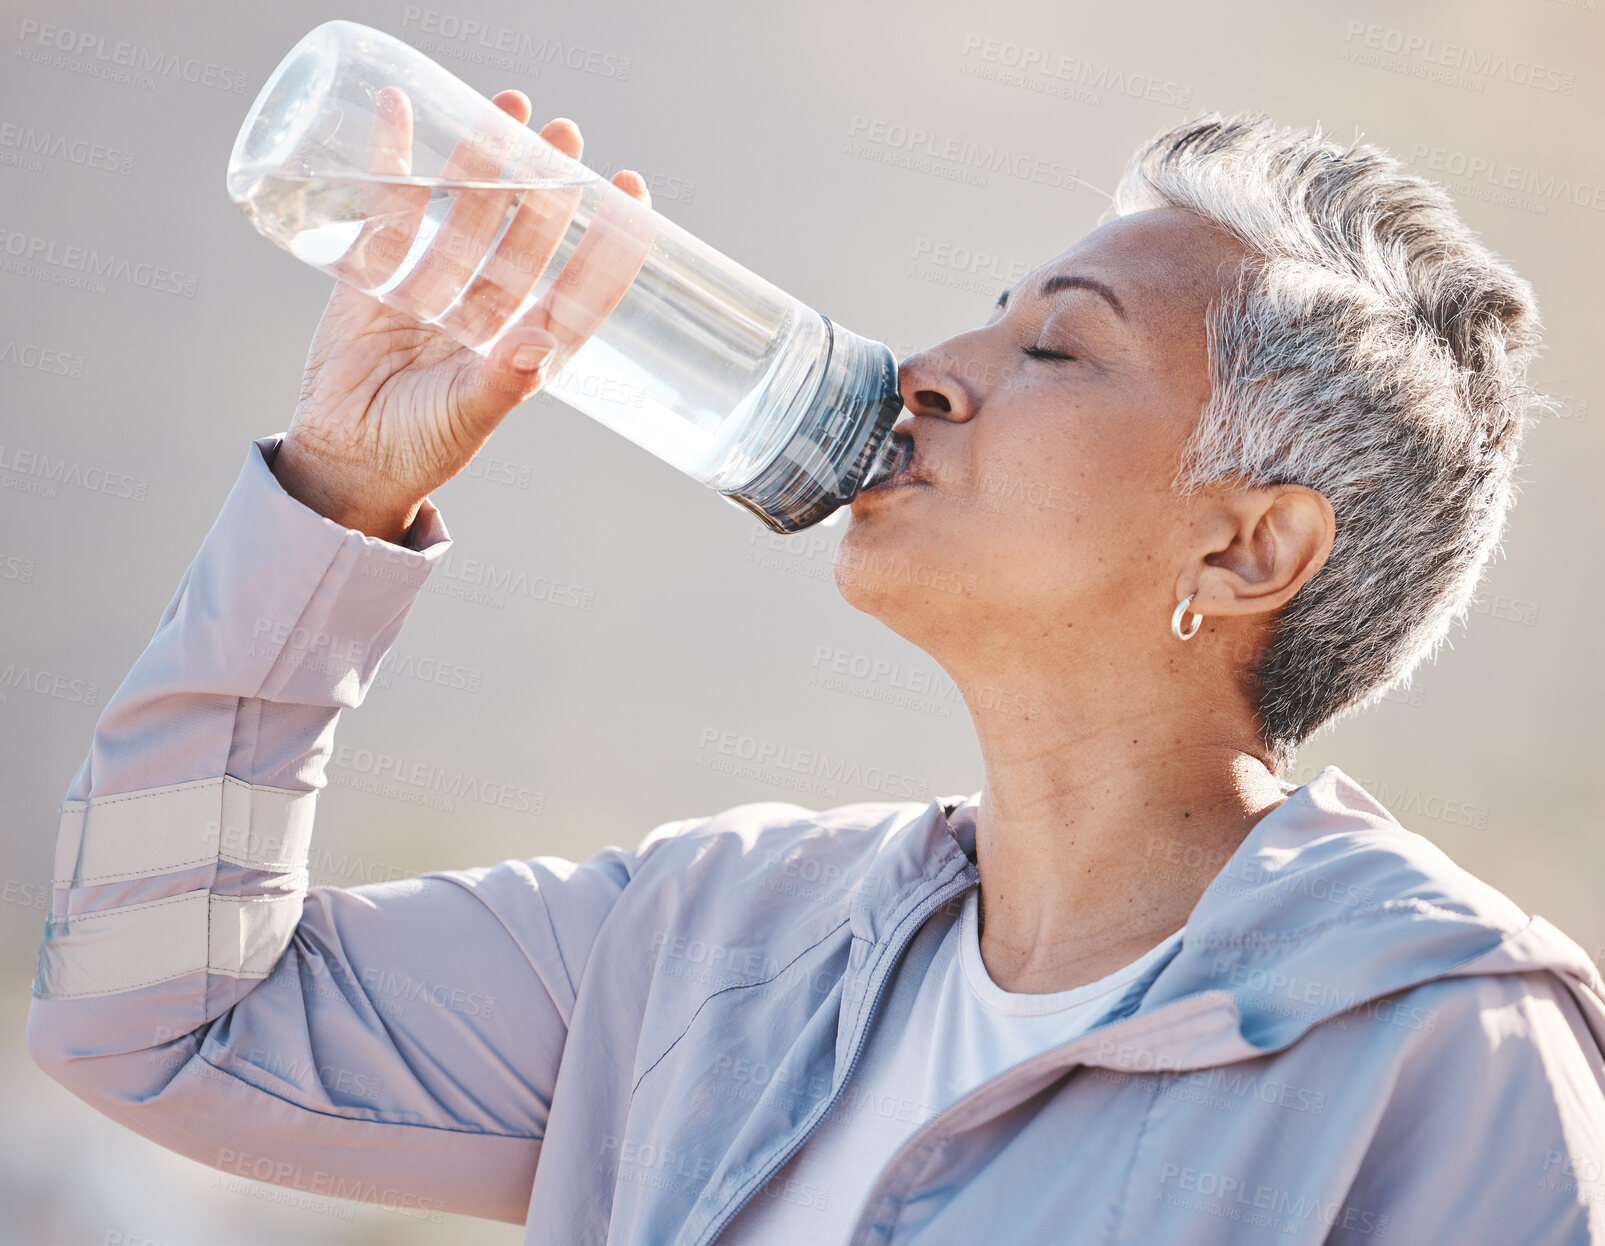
226, 21, 910, 531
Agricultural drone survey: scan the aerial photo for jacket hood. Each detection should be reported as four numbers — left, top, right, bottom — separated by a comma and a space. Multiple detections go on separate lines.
908, 765, 1605, 1073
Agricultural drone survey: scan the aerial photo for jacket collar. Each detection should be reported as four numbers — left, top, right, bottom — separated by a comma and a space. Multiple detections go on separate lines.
852, 765, 1604, 1069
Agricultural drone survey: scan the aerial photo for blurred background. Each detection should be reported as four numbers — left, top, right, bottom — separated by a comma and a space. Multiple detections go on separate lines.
2, 0, 1601, 1240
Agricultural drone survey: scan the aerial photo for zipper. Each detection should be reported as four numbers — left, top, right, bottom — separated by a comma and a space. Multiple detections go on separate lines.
687, 864, 978, 1246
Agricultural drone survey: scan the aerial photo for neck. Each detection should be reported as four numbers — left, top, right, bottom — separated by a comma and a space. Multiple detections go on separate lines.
958, 664, 1288, 995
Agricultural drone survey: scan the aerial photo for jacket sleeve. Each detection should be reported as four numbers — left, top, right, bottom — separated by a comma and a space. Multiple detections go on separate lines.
24, 433, 640, 1225
1324, 971, 1605, 1245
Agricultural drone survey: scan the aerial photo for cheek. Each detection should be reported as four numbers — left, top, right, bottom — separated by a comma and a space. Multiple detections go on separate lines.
1013, 404, 1178, 532
958, 434, 1174, 591
959, 433, 1088, 535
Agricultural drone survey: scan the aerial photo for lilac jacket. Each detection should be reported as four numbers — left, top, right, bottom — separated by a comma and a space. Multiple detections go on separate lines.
27, 434, 1605, 1244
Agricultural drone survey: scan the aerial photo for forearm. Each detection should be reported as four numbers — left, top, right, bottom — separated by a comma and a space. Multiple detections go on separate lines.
24, 433, 619, 1222
34, 428, 445, 1003
24, 433, 483, 1202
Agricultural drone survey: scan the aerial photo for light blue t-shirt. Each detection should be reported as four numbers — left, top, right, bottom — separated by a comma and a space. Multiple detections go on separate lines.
722, 886, 1184, 1241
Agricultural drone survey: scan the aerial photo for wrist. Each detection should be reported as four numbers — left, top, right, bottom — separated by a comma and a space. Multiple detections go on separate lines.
270, 436, 423, 546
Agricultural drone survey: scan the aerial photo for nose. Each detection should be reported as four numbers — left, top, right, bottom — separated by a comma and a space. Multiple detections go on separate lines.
896, 339, 980, 424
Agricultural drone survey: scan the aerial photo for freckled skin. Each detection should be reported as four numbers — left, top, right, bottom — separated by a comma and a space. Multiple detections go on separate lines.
838, 208, 1250, 657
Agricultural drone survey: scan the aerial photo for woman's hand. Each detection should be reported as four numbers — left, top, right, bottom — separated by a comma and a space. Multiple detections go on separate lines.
271, 87, 653, 544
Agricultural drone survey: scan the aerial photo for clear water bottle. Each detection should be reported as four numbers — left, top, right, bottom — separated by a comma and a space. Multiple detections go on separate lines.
224, 19, 910, 532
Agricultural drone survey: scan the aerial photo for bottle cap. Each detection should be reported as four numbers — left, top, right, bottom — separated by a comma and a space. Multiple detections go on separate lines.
721, 316, 904, 533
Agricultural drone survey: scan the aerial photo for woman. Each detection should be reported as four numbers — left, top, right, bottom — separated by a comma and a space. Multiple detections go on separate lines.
28, 106, 1605, 1244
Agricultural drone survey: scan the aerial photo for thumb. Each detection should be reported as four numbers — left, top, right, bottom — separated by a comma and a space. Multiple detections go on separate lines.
456, 328, 563, 427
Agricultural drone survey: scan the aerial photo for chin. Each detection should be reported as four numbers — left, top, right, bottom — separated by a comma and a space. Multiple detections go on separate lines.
832, 507, 902, 615
833, 501, 976, 618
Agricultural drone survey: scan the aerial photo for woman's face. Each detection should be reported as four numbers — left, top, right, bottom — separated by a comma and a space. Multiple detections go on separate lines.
836, 206, 1251, 657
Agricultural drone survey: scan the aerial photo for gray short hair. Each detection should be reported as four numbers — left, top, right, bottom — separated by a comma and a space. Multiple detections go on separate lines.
1104, 113, 1545, 770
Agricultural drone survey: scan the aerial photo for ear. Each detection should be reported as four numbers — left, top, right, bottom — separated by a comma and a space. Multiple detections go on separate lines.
1182, 484, 1335, 619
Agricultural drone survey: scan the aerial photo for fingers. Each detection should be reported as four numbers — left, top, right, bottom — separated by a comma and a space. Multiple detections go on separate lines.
474, 325, 561, 408
490, 89, 531, 126
386, 102, 528, 322
388, 108, 589, 340
483, 325, 561, 387
336, 86, 430, 288
611, 169, 651, 208
517, 176, 658, 362
441, 128, 588, 347
334, 83, 653, 392
538, 117, 583, 161
374, 86, 412, 164
479, 171, 653, 399
429, 114, 594, 348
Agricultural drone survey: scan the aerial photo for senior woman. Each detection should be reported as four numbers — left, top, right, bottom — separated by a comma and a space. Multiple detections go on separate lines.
27, 108, 1605, 1245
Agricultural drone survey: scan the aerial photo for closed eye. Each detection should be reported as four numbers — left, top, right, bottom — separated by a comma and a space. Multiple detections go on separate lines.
1021, 345, 1077, 361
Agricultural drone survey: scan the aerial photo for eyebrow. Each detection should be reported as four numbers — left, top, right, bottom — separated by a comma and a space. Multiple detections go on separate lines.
994, 273, 1126, 319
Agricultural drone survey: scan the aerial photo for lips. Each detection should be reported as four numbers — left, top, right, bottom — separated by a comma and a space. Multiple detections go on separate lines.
862, 430, 926, 490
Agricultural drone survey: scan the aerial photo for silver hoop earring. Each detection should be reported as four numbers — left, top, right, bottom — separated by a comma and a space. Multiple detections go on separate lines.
1171, 594, 1202, 641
